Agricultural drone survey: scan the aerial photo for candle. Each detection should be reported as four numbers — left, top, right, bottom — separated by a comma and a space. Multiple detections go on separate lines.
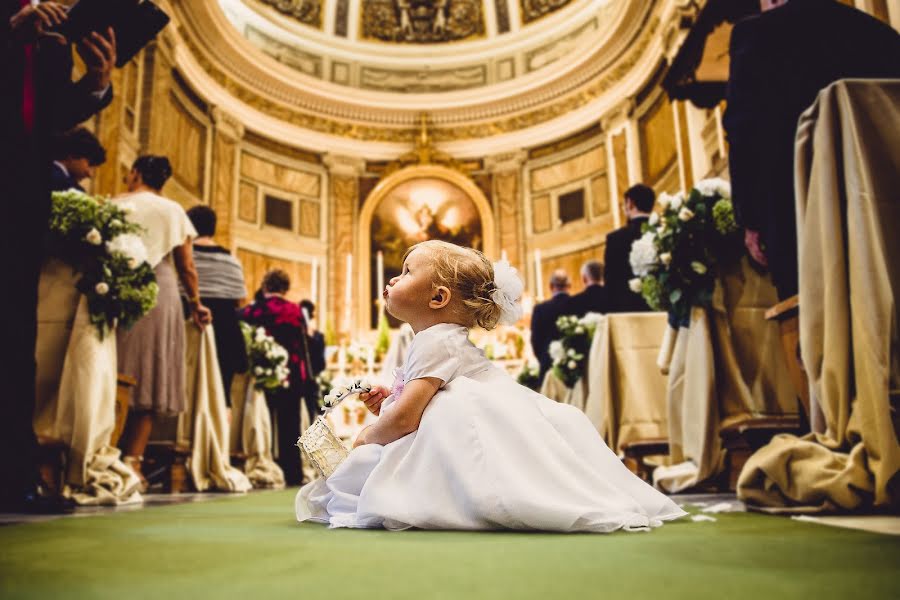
534, 249, 544, 301
311, 258, 318, 305
501, 249, 508, 262
376, 250, 384, 310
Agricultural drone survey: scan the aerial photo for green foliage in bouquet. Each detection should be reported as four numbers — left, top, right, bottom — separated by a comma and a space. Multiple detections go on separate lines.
48, 190, 158, 338
628, 178, 743, 327
240, 322, 291, 391
516, 361, 541, 391
375, 310, 391, 360
550, 313, 603, 388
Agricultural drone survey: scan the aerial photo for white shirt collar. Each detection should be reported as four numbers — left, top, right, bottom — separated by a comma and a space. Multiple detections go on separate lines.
53, 161, 70, 177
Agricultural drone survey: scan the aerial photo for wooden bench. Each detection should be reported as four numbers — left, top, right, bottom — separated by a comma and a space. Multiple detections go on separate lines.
765, 295, 810, 423
112, 374, 136, 447
621, 438, 670, 481
719, 416, 803, 491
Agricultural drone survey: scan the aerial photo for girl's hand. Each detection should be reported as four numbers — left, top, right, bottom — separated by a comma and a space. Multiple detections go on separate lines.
352, 426, 371, 448
358, 385, 390, 416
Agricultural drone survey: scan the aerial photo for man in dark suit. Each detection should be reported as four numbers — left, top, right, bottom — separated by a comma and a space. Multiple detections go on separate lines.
604, 184, 655, 312
724, 0, 900, 299
568, 260, 608, 317
530, 270, 573, 381
0, 1, 116, 512
50, 127, 106, 191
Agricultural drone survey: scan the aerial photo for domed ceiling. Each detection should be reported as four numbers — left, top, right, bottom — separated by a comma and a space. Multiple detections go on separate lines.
172, 0, 672, 157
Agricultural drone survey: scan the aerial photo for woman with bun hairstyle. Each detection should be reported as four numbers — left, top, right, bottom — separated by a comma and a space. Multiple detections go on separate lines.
113, 155, 211, 490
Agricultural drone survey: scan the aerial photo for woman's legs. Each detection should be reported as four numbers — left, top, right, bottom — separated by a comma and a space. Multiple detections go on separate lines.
121, 411, 154, 490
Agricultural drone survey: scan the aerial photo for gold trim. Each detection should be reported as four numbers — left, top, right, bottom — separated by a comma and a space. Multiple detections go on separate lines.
357, 164, 497, 331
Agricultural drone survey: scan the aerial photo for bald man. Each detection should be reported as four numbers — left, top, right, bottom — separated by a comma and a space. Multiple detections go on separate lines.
530, 270, 573, 381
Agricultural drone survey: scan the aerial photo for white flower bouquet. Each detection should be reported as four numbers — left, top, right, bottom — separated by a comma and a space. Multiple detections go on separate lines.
628, 178, 742, 326
551, 312, 602, 388
47, 190, 158, 338
240, 322, 291, 391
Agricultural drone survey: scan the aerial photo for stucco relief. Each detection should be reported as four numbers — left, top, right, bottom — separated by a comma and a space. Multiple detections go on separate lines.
362, 0, 484, 43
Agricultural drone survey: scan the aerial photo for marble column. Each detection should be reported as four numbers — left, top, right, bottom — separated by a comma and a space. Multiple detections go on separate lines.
210, 107, 244, 250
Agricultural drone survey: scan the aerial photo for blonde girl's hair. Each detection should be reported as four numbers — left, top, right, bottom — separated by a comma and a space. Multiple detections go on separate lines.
402, 240, 502, 330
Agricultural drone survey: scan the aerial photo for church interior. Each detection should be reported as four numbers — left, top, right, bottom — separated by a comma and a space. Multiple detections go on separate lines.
2, 0, 899, 598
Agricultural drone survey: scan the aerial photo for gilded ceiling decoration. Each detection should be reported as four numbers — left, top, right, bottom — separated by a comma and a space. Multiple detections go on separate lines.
520, 0, 573, 24
361, 0, 485, 43
260, 0, 322, 29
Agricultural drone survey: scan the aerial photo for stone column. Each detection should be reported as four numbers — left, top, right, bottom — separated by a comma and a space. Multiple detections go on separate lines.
485, 151, 527, 274
210, 107, 244, 250
323, 154, 365, 339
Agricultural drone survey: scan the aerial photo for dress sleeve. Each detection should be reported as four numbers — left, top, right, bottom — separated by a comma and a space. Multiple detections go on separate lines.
402, 331, 459, 387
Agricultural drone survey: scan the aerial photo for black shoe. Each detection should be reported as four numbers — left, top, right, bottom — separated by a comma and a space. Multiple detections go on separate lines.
0, 486, 76, 515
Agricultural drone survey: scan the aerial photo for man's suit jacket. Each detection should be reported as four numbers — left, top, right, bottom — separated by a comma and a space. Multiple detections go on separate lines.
0, 11, 113, 501
530, 292, 572, 379
49, 163, 83, 192
724, 0, 900, 297
604, 217, 651, 313
568, 284, 608, 318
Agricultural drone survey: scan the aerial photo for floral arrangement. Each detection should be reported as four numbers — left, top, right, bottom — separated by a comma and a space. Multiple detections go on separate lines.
549, 312, 603, 388
240, 322, 291, 391
516, 360, 541, 391
315, 369, 334, 408
47, 190, 158, 338
628, 178, 742, 327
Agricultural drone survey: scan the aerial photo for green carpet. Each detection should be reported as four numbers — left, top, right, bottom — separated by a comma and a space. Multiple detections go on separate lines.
0, 490, 897, 600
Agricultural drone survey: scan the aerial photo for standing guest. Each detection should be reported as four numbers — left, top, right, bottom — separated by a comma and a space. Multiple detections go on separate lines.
724, 0, 900, 299
0, 2, 116, 513
239, 270, 314, 486
605, 184, 654, 313
186, 205, 248, 407
300, 300, 326, 378
113, 156, 211, 490
49, 127, 105, 192
530, 270, 573, 382
568, 260, 608, 317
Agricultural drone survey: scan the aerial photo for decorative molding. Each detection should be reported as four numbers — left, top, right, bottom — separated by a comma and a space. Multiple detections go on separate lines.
520, 0, 573, 25
323, 153, 367, 175
211, 106, 245, 139
361, 0, 485, 43
258, 0, 322, 29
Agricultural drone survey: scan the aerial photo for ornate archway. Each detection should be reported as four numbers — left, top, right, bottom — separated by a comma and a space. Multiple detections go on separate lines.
358, 164, 497, 332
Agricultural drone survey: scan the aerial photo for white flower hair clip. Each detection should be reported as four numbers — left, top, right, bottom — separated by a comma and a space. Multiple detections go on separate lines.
491, 259, 524, 326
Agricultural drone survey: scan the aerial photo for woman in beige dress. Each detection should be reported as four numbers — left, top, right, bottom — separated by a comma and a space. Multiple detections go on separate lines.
113, 156, 211, 488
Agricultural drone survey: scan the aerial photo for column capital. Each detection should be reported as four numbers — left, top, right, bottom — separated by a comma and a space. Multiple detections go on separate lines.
601, 98, 635, 133
211, 106, 245, 140
484, 150, 528, 173
323, 153, 366, 176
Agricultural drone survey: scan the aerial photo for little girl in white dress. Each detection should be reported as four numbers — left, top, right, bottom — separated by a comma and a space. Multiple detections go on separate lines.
296, 241, 686, 532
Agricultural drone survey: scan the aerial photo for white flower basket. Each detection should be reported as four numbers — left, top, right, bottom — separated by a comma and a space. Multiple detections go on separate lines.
296, 379, 372, 478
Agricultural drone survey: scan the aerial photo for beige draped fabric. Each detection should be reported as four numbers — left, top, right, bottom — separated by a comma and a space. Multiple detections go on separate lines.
585, 313, 670, 453
738, 79, 900, 511
34, 259, 141, 505
541, 313, 669, 454
655, 258, 796, 493
178, 324, 252, 493
229, 374, 285, 488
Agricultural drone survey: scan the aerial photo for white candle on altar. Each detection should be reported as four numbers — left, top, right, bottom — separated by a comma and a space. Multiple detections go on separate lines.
501, 249, 508, 262
310, 258, 318, 304
376, 251, 384, 305
534, 249, 544, 301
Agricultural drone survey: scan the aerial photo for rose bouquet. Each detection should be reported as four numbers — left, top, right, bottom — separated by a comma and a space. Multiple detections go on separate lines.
628, 178, 742, 327
550, 312, 603, 388
515, 359, 541, 391
240, 322, 291, 391
47, 190, 158, 338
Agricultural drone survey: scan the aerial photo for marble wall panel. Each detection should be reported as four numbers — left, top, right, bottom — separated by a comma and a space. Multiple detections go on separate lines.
530, 146, 605, 192
241, 153, 321, 197
239, 180, 258, 223
590, 173, 610, 217
533, 194, 552, 233
299, 199, 321, 238
237, 247, 312, 304
495, 171, 521, 271
639, 94, 677, 187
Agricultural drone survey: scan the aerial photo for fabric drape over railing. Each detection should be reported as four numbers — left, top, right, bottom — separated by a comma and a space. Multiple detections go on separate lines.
229, 374, 285, 488
34, 259, 141, 505
738, 79, 900, 511
655, 257, 796, 493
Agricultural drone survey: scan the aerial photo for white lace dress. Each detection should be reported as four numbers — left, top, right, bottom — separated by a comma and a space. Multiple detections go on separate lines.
296, 323, 686, 532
